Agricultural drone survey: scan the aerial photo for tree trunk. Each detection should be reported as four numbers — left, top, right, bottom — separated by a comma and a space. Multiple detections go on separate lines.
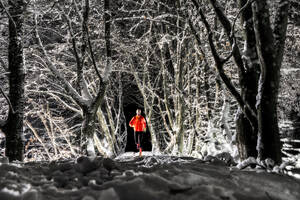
235, 0, 259, 160
4, 0, 26, 162
81, 107, 96, 157
252, 0, 289, 163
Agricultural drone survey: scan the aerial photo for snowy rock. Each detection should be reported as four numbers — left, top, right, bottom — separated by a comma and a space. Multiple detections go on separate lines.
203, 155, 215, 162
22, 189, 39, 200
0, 183, 32, 200
98, 188, 119, 200
215, 152, 235, 166
264, 158, 275, 169
82, 195, 95, 200
0, 154, 300, 200
237, 157, 257, 169
113, 177, 163, 200
43, 185, 58, 193
172, 172, 204, 186
124, 170, 134, 177
0, 156, 9, 164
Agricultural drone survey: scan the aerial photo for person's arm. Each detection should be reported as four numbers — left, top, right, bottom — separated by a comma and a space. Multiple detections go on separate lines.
129, 116, 135, 128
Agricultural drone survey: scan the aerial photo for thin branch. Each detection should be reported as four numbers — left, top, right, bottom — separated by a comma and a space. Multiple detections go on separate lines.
194, 4, 258, 129
232, 0, 256, 35
0, 57, 7, 71
0, 86, 15, 113
82, 0, 102, 80
27, 89, 82, 115
208, 0, 246, 78
34, 12, 87, 107
57, 8, 92, 100
0, 0, 16, 29
86, 29, 101, 80
273, 0, 289, 63
25, 120, 53, 160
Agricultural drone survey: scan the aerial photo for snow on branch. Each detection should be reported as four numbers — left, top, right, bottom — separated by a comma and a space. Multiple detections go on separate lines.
34, 13, 87, 108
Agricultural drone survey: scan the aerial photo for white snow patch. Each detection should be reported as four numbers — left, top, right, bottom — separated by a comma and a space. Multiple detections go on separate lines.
237, 157, 257, 169
1, 183, 31, 196
99, 187, 120, 200
281, 68, 300, 74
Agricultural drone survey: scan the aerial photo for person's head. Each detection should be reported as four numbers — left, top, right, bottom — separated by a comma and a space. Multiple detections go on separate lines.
136, 109, 141, 115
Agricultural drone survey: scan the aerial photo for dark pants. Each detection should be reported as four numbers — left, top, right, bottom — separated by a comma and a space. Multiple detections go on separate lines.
134, 131, 143, 148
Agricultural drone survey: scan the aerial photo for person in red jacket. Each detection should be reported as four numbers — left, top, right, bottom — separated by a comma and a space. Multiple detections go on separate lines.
129, 109, 146, 152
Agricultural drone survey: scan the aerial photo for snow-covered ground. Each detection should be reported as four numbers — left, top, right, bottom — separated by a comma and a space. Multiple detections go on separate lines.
0, 152, 300, 200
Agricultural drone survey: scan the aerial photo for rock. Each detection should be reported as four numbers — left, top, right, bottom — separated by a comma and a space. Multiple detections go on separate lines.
111, 170, 122, 176
53, 174, 68, 188
103, 158, 119, 175
43, 185, 58, 193
82, 195, 95, 200
96, 178, 103, 185
0, 156, 9, 164
88, 179, 96, 186
124, 170, 134, 177
204, 155, 215, 162
87, 170, 101, 178
98, 188, 120, 200
75, 156, 98, 174
92, 157, 103, 168
22, 189, 39, 200
58, 162, 73, 172
63, 168, 77, 178
215, 152, 236, 166
79, 176, 90, 186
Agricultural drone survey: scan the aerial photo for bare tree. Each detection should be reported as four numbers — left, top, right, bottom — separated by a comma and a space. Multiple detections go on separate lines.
0, 0, 26, 161
252, 0, 289, 163
34, 0, 111, 157
189, 0, 289, 163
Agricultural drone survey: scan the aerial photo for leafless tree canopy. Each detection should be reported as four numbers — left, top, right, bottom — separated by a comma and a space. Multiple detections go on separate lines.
0, 0, 299, 165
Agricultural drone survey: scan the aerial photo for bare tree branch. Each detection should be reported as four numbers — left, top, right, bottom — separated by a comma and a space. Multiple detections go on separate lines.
0, 86, 15, 113
34, 12, 87, 107
192, 4, 258, 130
0, 0, 16, 28
207, 0, 246, 79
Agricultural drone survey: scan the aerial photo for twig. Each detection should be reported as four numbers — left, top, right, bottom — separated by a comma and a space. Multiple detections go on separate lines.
82, 0, 102, 81
0, 86, 15, 113
25, 120, 53, 160
231, 0, 256, 37
0, 0, 16, 29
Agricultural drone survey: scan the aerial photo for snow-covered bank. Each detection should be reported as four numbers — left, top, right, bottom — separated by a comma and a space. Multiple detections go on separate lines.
0, 153, 300, 200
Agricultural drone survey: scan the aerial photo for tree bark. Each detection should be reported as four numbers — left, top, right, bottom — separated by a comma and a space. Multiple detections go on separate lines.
252, 0, 289, 163
235, 0, 260, 160
81, 106, 97, 156
3, 0, 26, 162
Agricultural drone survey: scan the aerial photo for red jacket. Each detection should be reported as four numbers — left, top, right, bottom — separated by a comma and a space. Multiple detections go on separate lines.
129, 115, 146, 132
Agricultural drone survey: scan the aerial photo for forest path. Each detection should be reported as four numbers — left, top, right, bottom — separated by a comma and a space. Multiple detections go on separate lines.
0, 154, 299, 200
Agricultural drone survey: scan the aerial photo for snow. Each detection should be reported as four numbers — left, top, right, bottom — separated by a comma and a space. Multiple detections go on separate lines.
0, 154, 299, 200
98, 188, 120, 200
1, 183, 31, 197
281, 68, 300, 74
